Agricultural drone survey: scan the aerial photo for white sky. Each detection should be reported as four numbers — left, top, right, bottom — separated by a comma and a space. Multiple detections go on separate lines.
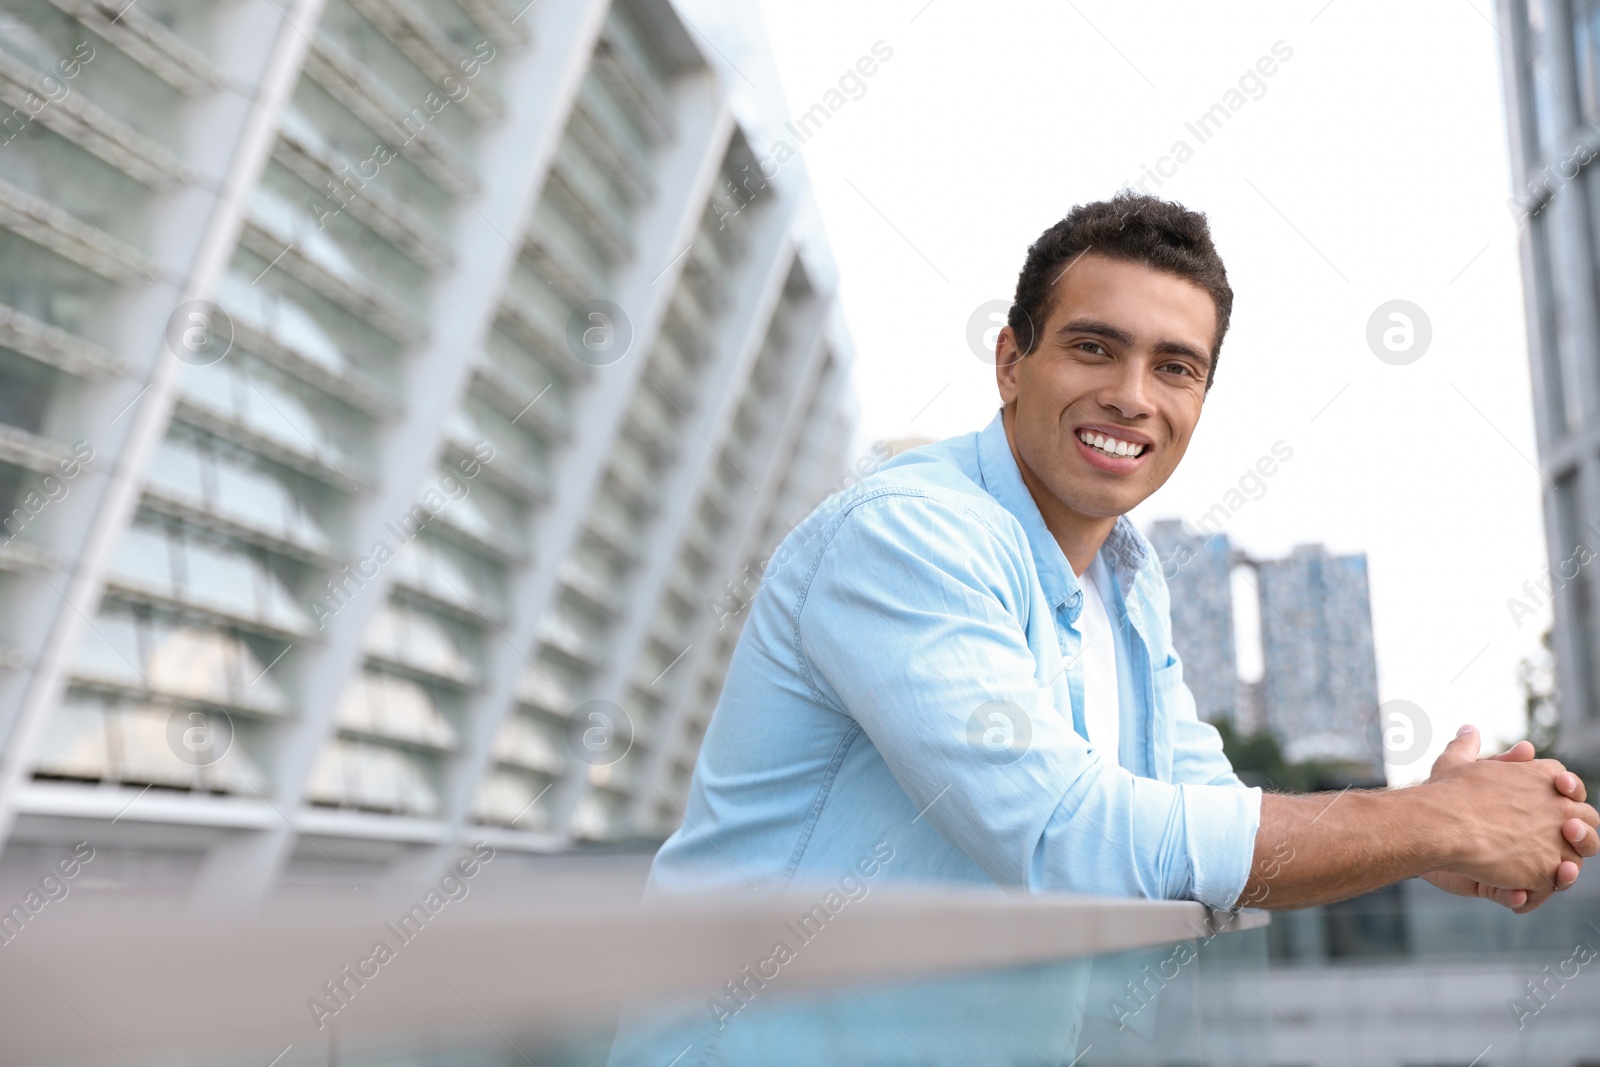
735, 0, 1547, 782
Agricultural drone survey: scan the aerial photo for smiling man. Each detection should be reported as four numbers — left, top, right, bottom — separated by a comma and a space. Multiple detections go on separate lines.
645, 192, 1598, 919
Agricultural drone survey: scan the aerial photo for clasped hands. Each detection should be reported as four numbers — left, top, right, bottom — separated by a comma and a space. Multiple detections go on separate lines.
1420, 725, 1599, 914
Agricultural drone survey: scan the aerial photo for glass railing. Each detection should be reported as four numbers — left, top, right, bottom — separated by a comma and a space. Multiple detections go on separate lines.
0, 861, 1271, 1067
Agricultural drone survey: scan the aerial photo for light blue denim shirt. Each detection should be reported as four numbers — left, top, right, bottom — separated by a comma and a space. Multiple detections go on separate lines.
647, 410, 1262, 910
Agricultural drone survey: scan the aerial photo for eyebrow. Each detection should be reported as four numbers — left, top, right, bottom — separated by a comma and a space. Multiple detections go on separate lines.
1053, 317, 1214, 369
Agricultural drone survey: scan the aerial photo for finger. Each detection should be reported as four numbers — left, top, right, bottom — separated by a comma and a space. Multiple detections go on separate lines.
1566, 819, 1600, 858
1555, 859, 1581, 890
1493, 887, 1529, 909
1578, 801, 1600, 828
1432, 724, 1482, 771
1489, 740, 1537, 763
1557, 771, 1588, 803
1514, 889, 1552, 914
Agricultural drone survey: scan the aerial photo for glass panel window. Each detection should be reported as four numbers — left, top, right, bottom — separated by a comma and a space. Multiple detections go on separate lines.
179, 539, 261, 619
236, 637, 290, 711
145, 438, 207, 505
0, 350, 52, 434
570, 788, 625, 840
492, 711, 563, 772
363, 604, 405, 662
218, 270, 348, 375
258, 558, 314, 633
364, 604, 473, 681
240, 374, 335, 459
33, 694, 109, 780
342, 741, 439, 815
339, 669, 457, 748
473, 768, 553, 829
370, 671, 457, 748
337, 673, 379, 734
71, 611, 145, 687
306, 741, 349, 806
212, 460, 292, 538
250, 185, 363, 288
178, 351, 245, 418
204, 733, 267, 794
349, 741, 404, 811
400, 609, 473, 681
145, 623, 240, 704
112, 704, 198, 788
516, 662, 569, 712
108, 523, 175, 596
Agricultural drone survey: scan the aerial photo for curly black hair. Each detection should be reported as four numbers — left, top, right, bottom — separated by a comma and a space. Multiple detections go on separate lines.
1008, 191, 1233, 390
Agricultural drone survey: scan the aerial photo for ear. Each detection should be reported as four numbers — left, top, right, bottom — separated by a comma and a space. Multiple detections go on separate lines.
995, 325, 1024, 405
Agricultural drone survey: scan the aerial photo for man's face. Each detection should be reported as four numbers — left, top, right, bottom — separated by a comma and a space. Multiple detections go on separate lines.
995, 253, 1214, 522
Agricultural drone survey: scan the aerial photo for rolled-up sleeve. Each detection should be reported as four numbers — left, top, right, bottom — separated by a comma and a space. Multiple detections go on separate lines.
795, 492, 1261, 910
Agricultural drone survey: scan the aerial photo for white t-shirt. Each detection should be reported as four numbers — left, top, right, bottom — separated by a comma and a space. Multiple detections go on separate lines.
1078, 568, 1121, 768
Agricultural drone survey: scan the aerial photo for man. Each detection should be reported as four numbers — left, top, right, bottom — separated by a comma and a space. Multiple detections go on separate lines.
607, 192, 1600, 1066
646, 191, 1597, 914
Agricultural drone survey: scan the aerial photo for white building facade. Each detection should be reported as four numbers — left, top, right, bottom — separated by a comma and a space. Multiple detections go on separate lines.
0, 0, 855, 903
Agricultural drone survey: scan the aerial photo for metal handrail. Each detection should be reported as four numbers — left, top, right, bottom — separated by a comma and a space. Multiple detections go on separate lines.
0, 856, 1266, 1065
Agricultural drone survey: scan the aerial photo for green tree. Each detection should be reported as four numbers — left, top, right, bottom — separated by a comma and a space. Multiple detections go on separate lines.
1519, 627, 1559, 758
1214, 718, 1376, 792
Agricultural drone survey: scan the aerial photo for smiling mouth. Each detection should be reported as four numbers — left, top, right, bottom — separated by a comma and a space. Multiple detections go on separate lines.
1075, 429, 1149, 458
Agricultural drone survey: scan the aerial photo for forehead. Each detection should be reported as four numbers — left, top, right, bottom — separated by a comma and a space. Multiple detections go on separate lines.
1043, 253, 1217, 347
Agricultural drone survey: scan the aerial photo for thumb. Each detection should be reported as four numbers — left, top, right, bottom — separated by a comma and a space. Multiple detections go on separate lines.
1488, 739, 1537, 763
1432, 724, 1482, 771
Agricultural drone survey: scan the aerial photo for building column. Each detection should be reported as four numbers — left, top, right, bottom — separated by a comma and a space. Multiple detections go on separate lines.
0, 0, 330, 855
372, 65, 737, 895
629, 302, 834, 829
187, 0, 620, 909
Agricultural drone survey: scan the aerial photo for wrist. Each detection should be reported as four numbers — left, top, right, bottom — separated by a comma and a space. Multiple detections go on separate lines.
1399, 781, 1468, 872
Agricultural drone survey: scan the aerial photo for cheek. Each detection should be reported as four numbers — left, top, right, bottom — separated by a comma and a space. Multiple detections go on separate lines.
1160, 401, 1204, 459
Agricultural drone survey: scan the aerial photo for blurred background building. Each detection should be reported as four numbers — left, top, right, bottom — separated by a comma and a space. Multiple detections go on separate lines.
1499, 0, 1600, 774
0, 0, 855, 902
1147, 520, 1383, 779
1145, 519, 1241, 726
1254, 544, 1382, 773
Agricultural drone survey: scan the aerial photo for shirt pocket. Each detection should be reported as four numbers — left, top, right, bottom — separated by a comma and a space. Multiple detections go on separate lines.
1147, 657, 1186, 780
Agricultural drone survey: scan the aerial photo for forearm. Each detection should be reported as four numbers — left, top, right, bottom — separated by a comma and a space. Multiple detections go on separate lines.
1238, 787, 1457, 910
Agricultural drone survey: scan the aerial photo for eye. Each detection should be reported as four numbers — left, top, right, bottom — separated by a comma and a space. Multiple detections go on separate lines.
1159, 361, 1196, 378
1075, 341, 1110, 357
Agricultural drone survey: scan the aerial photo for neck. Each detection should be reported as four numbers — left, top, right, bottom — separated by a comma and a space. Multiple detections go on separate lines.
1001, 407, 1118, 577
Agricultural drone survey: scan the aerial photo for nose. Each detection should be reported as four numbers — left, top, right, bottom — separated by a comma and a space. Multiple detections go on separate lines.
1097, 359, 1154, 421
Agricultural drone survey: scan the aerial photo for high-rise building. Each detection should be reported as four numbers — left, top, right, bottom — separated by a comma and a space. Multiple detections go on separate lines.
1496, 0, 1600, 770
1145, 519, 1239, 724
1253, 544, 1382, 774
0, 0, 854, 902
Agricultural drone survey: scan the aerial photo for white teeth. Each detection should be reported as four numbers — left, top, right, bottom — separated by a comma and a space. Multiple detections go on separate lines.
1078, 430, 1143, 458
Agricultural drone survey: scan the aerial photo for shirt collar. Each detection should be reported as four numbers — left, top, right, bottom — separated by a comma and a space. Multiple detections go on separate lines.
974, 410, 1151, 610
